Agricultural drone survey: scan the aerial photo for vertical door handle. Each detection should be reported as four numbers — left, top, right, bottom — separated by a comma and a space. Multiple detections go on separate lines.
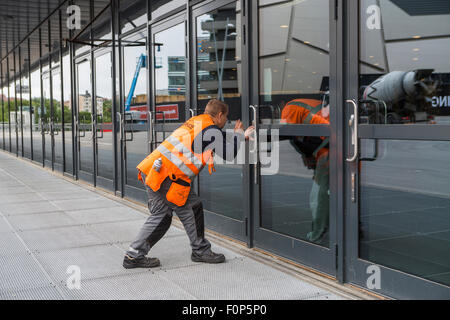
346, 99, 359, 162
148, 111, 153, 147
117, 112, 123, 142
189, 108, 195, 118
249, 105, 259, 184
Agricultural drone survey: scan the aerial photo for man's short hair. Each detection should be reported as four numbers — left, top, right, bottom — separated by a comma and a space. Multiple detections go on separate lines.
204, 99, 229, 117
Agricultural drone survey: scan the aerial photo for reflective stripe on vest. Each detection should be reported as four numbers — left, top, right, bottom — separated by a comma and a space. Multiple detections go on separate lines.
165, 135, 204, 169
288, 100, 322, 125
156, 144, 197, 179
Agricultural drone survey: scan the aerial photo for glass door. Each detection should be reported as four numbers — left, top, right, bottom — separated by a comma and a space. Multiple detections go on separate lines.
75, 56, 95, 184
250, 0, 338, 276
344, 0, 450, 299
121, 28, 149, 202
192, 0, 247, 241
94, 50, 114, 190
52, 67, 64, 172
42, 71, 53, 168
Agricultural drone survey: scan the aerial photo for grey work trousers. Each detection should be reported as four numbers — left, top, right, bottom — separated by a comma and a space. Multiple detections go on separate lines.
126, 176, 212, 259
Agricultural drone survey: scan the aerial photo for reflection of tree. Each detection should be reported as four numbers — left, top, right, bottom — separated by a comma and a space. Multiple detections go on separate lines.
103, 99, 112, 123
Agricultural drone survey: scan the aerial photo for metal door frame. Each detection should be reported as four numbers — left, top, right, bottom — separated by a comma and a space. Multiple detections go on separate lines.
248, 0, 340, 277
343, 0, 450, 299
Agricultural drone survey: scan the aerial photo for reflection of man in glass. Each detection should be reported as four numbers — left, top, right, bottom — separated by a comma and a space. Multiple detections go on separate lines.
280, 93, 330, 243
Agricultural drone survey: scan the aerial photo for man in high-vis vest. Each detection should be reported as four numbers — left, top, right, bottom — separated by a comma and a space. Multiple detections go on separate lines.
280, 96, 330, 243
123, 99, 254, 269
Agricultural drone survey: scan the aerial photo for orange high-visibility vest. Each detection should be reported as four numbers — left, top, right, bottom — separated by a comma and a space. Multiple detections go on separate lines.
281, 99, 330, 159
136, 114, 216, 206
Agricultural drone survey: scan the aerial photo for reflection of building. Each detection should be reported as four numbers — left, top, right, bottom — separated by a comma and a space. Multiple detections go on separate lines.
10, 106, 33, 126
168, 56, 186, 94
78, 91, 91, 112
198, 11, 238, 96
78, 90, 104, 115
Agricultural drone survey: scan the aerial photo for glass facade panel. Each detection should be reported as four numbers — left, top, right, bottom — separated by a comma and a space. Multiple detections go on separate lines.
122, 32, 148, 189
257, 0, 330, 246
95, 52, 113, 181
53, 68, 64, 168
62, 54, 73, 174
21, 68, 31, 160
9, 69, 16, 155
77, 59, 94, 174
42, 70, 52, 163
359, 0, 450, 125
359, 139, 450, 287
31, 67, 43, 163
196, 1, 244, 221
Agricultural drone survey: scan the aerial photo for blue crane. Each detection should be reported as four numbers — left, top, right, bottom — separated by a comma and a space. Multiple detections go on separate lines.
125, 53, 147, 112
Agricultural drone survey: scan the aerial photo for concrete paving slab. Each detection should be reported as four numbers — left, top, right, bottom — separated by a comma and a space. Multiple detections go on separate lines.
36, 244, 145, 284
51, 198, 123, 211
65, 206, 146, 225
0, 285, 64, 300
160, 257, 334, 300
19, 225, 108, 252
0, 201, 62, 216
7, 212, 79, 231
59, 272, 195, 300
0, 253, 55, 292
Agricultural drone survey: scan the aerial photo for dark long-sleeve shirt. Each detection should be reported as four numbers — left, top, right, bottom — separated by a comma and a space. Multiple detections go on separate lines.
191, 125, 244, 161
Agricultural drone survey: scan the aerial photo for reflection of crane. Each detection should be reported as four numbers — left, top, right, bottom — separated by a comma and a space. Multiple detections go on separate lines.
125, 53, 147, 112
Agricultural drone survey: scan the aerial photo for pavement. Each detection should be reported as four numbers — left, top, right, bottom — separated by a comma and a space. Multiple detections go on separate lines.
0, 150, 371, 300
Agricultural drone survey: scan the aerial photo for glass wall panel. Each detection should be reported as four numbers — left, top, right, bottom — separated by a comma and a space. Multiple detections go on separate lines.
52, 67, 64, 168
258, 0, 331, 246
9, 67, 17, 155
77, 59, 94, 175
359, 139, 450, 287
63, 53, 73, 174
42, 69, 52, 163
15, 49, 22, 156
359, 0, 450, 125
31, 67, 43, 162
196, 1, 244, 221
95, 52, 114, 181
0, 60, 9, 150
21, 46, 32, 160
122, 32, 147, 189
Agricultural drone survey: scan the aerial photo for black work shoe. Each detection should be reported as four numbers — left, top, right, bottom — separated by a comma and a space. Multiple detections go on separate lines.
123, 255, 160, 269
191, 251, 225, 264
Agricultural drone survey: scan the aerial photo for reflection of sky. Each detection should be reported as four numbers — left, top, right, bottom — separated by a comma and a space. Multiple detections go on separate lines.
77, 61, 91, 94
155, 23, 185, 91
95, 53, 112, 98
